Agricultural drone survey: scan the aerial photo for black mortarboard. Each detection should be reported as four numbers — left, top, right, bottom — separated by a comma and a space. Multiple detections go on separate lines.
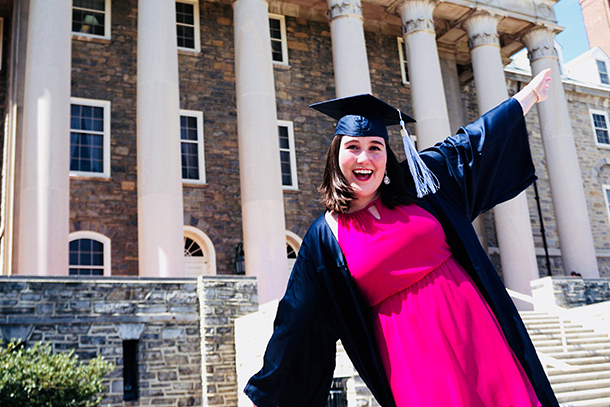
309, 94, 415, 140
310, 93, 439, 198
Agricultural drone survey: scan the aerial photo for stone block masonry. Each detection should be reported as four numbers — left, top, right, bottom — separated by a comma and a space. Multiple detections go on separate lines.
0, 275, 258, 407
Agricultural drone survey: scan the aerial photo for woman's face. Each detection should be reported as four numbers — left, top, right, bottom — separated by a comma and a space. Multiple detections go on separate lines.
338, 135, 387, 212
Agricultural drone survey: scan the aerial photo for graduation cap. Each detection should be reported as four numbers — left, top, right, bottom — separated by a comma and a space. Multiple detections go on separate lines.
309, 94, 414, 140
310, 94, 439, 198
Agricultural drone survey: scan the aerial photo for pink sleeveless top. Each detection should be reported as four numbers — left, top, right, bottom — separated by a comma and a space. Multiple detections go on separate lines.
338, 198, 451, 306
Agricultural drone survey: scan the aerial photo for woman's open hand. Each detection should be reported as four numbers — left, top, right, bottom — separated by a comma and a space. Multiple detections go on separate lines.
514, 68, 552, 115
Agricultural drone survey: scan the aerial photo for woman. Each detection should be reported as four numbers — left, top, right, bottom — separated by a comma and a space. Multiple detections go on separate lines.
245, 68, 558, 407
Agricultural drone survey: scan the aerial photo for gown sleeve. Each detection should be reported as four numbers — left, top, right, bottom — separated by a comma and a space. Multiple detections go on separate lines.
418, 97, 536, 220
244, 238, 340, 407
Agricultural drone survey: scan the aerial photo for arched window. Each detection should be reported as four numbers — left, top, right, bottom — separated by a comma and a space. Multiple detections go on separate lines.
184, 226, 216, 276
286, 231, 302, 274
69, 231, 111, 276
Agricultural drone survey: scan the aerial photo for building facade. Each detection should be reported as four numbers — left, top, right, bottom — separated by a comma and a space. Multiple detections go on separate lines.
0, 0, 610, 405
2, 0, 609, 299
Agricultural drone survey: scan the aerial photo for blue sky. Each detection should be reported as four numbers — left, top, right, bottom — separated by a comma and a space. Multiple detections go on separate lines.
555, 0, 590, 62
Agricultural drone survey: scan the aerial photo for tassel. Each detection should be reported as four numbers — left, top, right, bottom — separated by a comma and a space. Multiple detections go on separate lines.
399, 113, 440, 198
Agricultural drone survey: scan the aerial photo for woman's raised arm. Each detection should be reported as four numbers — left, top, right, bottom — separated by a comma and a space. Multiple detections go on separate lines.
513, 68, 552, 115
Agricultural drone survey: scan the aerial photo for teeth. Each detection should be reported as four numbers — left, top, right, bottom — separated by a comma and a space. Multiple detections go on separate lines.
354, 169, 373, 175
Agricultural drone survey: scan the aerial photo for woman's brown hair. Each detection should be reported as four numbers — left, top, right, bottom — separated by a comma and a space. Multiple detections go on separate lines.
319, 135, 415, 213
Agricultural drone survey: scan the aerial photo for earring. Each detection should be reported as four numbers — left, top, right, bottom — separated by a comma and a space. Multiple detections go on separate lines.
384, 172, 391, 185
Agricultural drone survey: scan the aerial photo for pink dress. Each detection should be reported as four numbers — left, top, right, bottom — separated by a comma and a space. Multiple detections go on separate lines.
337, 199, 541, 407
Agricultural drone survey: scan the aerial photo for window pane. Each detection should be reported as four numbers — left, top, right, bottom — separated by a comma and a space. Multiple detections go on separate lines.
70, 129, 104, 174
287, 244, 297, 259
278, 126, 289, 149
181, 142, 200, 180
184, 237, 204, 257
403, 42, 409, 82
74, 0, 105, 11
269, 18, 280, 31
280, 151, 292, 186
593, 114, 607, 129
177, 26, 195, 49
597, 129, 610, 145
176, 2, 194, 25
72, 9, 105, 36
69, 237, 105, 275
176, 2, 196, 49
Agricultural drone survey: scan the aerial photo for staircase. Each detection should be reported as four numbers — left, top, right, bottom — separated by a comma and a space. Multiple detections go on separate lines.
521, 311, 610, 407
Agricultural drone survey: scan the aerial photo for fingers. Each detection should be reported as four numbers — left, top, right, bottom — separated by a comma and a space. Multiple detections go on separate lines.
530, 68, 552, 103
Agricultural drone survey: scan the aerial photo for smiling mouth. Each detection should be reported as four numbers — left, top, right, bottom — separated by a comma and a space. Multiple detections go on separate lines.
353, 169, 373, 181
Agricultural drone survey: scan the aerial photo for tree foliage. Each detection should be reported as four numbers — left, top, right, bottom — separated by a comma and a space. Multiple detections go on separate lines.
0, 340, 114, 407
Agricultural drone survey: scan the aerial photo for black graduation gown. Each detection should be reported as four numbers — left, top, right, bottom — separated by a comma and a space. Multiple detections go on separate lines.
244, 98, 560, 407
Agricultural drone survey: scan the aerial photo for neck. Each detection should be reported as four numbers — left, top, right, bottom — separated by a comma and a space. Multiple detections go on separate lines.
347, 192, 380, 214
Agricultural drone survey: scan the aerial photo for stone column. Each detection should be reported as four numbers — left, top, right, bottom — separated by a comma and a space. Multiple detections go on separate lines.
327, 0, 372, 97
233, 0, 288, 303
523, 27, 599, 278
137, 0, 185, 277
397, 0, 451, 150
18, 0, 72, 275
464, 12, 539, 308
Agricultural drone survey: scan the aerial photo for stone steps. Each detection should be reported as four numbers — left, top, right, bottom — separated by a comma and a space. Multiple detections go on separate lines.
520, 310, 610, 407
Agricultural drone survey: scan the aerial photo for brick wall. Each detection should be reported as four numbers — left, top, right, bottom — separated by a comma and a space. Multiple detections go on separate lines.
0, 275, 257, 407
70, 0, 139, 275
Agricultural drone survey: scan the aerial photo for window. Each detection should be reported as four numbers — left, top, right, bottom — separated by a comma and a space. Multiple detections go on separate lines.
72, 0, 111, 39
176, 0, 201, 52
69, 231, 111, 276
603, 185, 610, 228
278, 120, 298, 190
590, 109, 610, 148
597, 60, 610, 85
0, 18, 4, 71
397, 37, 409, 84
70, 98, 111, 177
180, 110, 206, 184
123, 340, 139, 401
184, 226, 216, 276
269, 14, 288, 65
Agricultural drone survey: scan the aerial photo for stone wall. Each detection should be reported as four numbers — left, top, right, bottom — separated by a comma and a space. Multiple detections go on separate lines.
0, 275, 258, 407
549, 277, 610, 308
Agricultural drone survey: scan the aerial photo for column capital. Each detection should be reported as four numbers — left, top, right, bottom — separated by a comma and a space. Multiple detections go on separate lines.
462, 11, 501, 50
327, 0, 363, 22
397, 0, 437, 36
522, 26, 560, 62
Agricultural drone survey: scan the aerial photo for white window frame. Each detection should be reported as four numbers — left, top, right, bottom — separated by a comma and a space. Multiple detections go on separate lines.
180, 110, 206, 184
278, 120, 298, 190
69, 231, 111, 276
269, 13, 289, 66
176, 0, 201, 53
397, 37, 409, 85
70, 97, 111, 178
71, 0, 112, 40
590, 109, 610, 149
597, 59, 610, 85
